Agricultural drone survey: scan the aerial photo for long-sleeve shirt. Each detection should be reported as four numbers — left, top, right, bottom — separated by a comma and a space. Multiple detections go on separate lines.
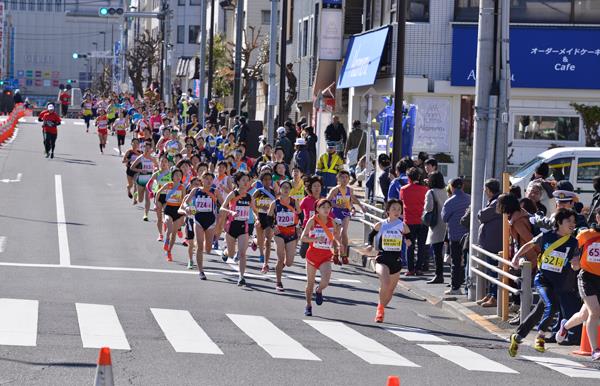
442, 189, 471, 241
387, 174, 408, 201
399, 182, 428, 225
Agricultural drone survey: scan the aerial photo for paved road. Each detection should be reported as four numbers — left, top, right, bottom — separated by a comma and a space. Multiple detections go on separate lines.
0, 119, 599, 385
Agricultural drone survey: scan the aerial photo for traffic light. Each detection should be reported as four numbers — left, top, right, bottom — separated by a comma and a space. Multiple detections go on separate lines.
98, 7, 123, 16
66, 79, 77, 85
0, 80, 4, 86
72, 53, 88, 59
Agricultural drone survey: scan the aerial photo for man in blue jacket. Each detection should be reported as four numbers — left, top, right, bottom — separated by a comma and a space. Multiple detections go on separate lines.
292, 138, 311, 175
442, 177, 471, 295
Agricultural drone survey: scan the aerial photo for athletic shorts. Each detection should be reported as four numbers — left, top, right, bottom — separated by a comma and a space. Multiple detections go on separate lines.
275, 228, 297, 244
164, 205, 183, 222
117, 134, 126, 145
185, 217, 195, 240
152, 133, 161, 146
126, 168, 136, 177
158, 194, 167, 205
248, 223, 255, 236
227, 220, 248, 239
578, 269, 600, 300
136, 173, 152, 187
306, 247, 332, 270
332, 207, 351, 222
98, 129, 108, 136
194, 212, 216, 231
376, 252, 402, 275
258, 213, 274, 229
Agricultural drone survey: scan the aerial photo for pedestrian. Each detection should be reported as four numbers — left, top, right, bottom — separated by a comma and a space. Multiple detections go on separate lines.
475, 179, 503, 308
324, 115, 347, 158
59, 88, 71, 117
345, 120, 366, 184
38, 103, 61, 159
441, 177, 471, 295
292, 138, 311, 175
399, 167, 428, 275
275, 126, 293, 164
13, 89, 23, 105
423, 171, 447, 284
587, 176, 600, 225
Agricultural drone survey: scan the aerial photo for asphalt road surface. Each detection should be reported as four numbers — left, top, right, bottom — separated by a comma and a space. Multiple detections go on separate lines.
0, 118, 599, 385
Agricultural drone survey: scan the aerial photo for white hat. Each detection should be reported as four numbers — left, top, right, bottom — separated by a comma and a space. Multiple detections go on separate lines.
295, 138, 306, 146
277, 126, 286, 134
47, 104, 54, 110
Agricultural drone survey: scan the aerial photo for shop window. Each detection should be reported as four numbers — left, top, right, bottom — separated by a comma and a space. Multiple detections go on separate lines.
177, 25, 185, 44
577, 158, 600, 183
406, 0, 429, 22
573, 0, 600, 23
189, 0, 201, 5
261, 10, 270, 25
513, 115, 580, 142
188, 25, 200, 44
548, 157, 573, 182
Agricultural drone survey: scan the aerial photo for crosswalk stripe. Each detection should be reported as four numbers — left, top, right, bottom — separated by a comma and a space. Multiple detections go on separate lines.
228, 314, 320, 361
385, 326, 448, 342
305, 320, 419, 367
0, 299, 38, 346
419, 344, 518, 373
76, 303, 130, 350
151, 308, 223, 354
521, 356, 600, 379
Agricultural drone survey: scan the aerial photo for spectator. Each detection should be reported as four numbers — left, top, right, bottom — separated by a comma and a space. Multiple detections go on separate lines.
13, 89, 23, 104
324, 115, 347, 157
205, 100, 218, 125
292, 138, 311, 175
237, 117, 249, 144
387, 157, 413, 201
400, 167, 429, 276
285, 120, 297, 145
476, 178, 503, 308
527, 162, 555, 213
509, 185, 522, 199
442, 177, 471, 295
423, 171, 448, 284
275, 126, 293, 164
525, 183, 546, 215
345, 120, 367, 184
424, 158, 438, 175
316, 142, 344, 195
303, 125, 317, 174
587, 175, 600, 225
367, 153, 391, 202
520, 198, 538, 215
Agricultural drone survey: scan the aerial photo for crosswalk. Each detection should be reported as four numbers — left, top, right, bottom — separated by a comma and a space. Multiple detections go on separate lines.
1, 298, 599, 379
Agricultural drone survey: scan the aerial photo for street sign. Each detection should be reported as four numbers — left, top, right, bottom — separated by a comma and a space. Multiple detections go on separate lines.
89, 51, 113, 58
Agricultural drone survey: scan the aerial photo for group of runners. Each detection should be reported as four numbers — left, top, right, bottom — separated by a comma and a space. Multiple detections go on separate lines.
75, 92, 411, 321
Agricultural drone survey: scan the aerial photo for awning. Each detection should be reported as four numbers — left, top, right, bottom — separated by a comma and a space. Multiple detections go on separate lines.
337, 26, 389, 89
312, 60, 337, 97
176, 57, 192, 77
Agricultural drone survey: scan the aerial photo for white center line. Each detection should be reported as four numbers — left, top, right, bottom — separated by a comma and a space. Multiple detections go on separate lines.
73, 121, 84, 125
55, 175, 70, 266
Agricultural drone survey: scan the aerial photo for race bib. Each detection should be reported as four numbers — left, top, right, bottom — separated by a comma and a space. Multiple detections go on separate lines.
381, 229, 403, 252
541, 250, 566, 273
257, 198, 272, 212
195, 196, 213, 212
276, 211, 294, 227
587, 242, 600, 263
235, 206, 250, 221
167, 190, 183, 204
311, 228, 332, 250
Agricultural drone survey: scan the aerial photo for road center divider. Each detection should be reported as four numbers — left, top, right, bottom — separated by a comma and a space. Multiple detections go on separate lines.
0, 103, 31, 146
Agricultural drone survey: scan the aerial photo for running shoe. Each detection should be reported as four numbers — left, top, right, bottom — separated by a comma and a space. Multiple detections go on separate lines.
342, 256, 349, 265
404, 271, 416, 277
276, 282, 284, 292
261, 264, 269, 274
508, 334, 520, 357
592, 348, 600, 361
199, 271, 207, 280
177, 230, 183, 239
304, 306, 312, 316
166, 252, 173, 262
45, 152, 49, 158
142, 215, 148, 222
233, 254, 240, 263
128, 191, 133, 199
555, 319, 568, 344
375, 304, 384, 323
534, 336, 545, 353
182, 240, 189, 247
213, 240, 219, 250
333, 255, 340, 265
259, 255, 265, 263
220, 250, 228, 263
157, 234, 163, 242
163, 240, 169, 252
315, 288, 323, 305
187, 260, 194, 269
237, 277, 246, 287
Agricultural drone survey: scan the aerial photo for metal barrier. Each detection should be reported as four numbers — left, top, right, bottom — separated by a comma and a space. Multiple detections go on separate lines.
470, 244, 532, 322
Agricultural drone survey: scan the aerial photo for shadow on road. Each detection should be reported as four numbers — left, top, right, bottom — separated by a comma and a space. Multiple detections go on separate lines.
52, 157, 96, 166
0, 214, 87, 226
0, 357, 96, 368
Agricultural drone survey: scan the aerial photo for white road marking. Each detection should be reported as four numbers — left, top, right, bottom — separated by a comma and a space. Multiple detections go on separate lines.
0, 236, 5, 253
113, 148, 120, 154
55, 175, 71, 266
305, 320, 419, 367
151, 308, 223, 354
0, 173, 22, 183
228, 314, 320, 361
73, 122, 84, 125
386, 326, 448, 342
76, 303, 130, 350
419, 344, 518, 373
521, 356, 600, 379
0, 299, 38, 346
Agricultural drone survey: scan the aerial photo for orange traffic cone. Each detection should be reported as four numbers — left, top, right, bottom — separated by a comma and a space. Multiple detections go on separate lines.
573, 322, 600, 356
387, 375, 400, 386
93, 347, 114, 386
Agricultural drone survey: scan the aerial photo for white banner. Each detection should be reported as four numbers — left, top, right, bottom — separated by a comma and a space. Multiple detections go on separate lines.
319, 8, 343, 61
413, 97, 452, 153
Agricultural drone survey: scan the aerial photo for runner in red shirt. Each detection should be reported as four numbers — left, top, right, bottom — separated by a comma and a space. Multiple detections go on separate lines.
38, 104, 61, 158
95, 108, 109, 154
59, 89, 71, 117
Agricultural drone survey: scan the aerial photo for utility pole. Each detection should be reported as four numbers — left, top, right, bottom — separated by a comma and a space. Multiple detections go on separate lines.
198, 0, 207, 123
233, 0, 243, 115
468, 0, 496, 301
494, 0, 510, 177
278, 0, 288, 126
267, 0, 278, 144
164, 6, 173, 105
207, 0, 215, 109
392, 0, 406, 168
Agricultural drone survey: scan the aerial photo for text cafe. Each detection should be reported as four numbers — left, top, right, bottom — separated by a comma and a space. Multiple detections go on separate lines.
437, 24, 600, 178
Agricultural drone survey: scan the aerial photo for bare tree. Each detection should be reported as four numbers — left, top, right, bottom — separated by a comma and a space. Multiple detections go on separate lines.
126, 31, 162, 98
238, 26, 269, 110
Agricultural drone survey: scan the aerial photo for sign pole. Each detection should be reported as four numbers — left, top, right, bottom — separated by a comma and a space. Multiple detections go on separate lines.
392, 0, 406, 167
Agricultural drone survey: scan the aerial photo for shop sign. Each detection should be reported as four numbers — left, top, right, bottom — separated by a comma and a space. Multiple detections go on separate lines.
319, 8, 343, 61
413, 97, 451, 153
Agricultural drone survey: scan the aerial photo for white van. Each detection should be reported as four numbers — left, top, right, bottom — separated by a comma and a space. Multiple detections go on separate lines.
510, 147, 600, 204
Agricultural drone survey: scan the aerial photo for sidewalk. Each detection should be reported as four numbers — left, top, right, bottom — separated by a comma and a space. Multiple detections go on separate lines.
347, 217, 582, 358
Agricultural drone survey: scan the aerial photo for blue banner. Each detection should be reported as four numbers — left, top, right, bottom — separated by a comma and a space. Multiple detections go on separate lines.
337, 27, 389, 89
451, 25, 600, 89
